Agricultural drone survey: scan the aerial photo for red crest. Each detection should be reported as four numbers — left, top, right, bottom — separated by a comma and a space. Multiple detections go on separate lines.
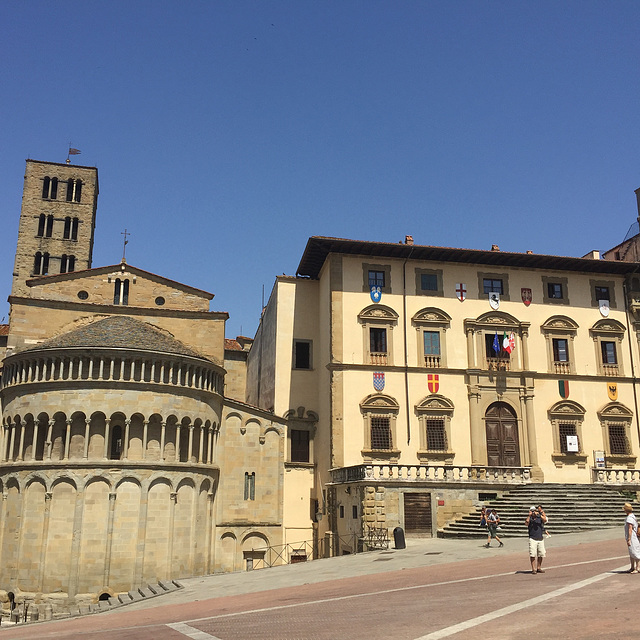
521, 288, 532, 306
428, 374, 439, 394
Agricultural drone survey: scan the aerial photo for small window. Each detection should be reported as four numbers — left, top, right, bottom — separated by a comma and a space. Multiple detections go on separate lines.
66, 178, 82, 202
110, 425, 123, 459
552, 338, 569, 362
483, 278, 503, 295
370, 417, 392, 450
63, 217, 71, 239
601, 341, 617, 365
45, 215, 53, 238
547, 283, 563, 299
293, 340, 311, 370
68, 255, 75, 272
290, 429, 310, 463
595, 286, 610, 302
155, 296, 165, 306
424, 331, 440, 356
77, 290, 89, 300
370, 328, 387, 354
352, 505, 358, 518
244, 472, 255, 500
60, 255, 68, 274
420, 273, 438, 291
42, 176, 58, 199
339, 505, 345, 518
426, 418, 447, 451
33, 252, 42, 275
368, 270, 385, 289
37, 214, 45, 237
72, 217, 79, 240
114, 279, 130, 305
609, 424, 629, 455
558, 423, 578, 454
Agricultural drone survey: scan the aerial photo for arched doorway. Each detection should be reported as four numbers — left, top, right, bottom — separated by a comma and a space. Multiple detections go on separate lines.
485, 402, 520, 466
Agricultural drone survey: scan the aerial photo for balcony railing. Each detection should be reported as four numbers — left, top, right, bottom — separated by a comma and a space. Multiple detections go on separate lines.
602, 364, 620, 377
424, 355, 441, 368
553, 361, 571, 375
370, 352, 388, 366
486, 357, 511, 371
330, 464, 531, 484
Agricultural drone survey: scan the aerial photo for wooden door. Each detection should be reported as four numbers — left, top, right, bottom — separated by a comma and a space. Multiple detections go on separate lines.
403, 493, 432, 533
485, 403, 520, 466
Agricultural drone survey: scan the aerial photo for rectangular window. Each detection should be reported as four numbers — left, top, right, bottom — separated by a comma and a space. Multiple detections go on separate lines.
552, 338, 569, 362
547, 283, 563, 299
420, 273, 438, 291
339, 505, 345, 518
290, 429, 310, 463
368, 270, 385, 289
426, 419, 447, 451
370, 328, 387, 354
595, 286, 610, 302
370, 417, 392, 450
293, 340, 311, 370
558, 423, 577, 454
244, 472, 255, 500
485, 334, 509, 359
423, 331, 441, 356
609, 425, 629, 455
352, 505, 358, 518
483, 278, 503, 294
601, 341, 617, 365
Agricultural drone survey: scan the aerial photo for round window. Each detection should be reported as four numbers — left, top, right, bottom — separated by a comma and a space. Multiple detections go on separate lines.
155, 296, 165, 306
77, 290, 89, 300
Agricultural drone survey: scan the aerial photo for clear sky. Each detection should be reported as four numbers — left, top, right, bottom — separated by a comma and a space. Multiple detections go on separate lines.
1, 2, 639, 338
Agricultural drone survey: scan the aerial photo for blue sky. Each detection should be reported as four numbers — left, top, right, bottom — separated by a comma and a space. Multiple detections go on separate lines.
1, 2, 639, 338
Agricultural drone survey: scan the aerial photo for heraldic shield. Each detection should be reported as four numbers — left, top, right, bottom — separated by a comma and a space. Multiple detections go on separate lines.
370, 286, 382, 303
428, 373, 439, 394
521, 288, 532, 306
373, 372, 385, 391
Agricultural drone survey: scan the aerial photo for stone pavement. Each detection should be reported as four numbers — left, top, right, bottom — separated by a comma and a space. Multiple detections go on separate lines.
0, 526, 634, 639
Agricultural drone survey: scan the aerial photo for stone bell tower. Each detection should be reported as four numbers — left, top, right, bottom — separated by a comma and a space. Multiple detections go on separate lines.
11, 159, 99, 298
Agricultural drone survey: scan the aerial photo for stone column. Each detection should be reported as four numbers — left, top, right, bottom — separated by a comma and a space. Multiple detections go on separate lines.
520, 326, 530, 370
103, 492, 117, 587
142, 420, 149, 460
103, 418, 111, 459
2, 423, 10, 462
123, 419, 131, 460
8, 421, 16, 461
468, 385, 485, 465
167, 492, 177, 579
46, 420, 54, 460
466, 326, 476, 368
17, 420, 26, 461
38, 492, 53, 591
187, 422, 194, 463
205, 491, 214, 574
83, 418, 91, 458
64, 420, 72, 460
32, 419, 39, 460
160, 421, 166, 461
207, 426, 214, 464
175, 424, 182, 462
198, 424, 204, 463
522, 389, 543, 480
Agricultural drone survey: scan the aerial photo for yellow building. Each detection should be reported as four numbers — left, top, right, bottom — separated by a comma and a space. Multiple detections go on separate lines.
248, 234, 640, 545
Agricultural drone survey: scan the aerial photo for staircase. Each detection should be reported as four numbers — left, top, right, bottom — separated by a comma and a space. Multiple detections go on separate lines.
438, 484, 639, 538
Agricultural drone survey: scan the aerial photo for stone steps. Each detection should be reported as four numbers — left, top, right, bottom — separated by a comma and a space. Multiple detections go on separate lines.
438, 484, 638, 539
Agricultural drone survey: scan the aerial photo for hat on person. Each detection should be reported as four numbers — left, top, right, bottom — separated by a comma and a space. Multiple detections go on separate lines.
530, 505, 537, 511
624, 502, 633, 512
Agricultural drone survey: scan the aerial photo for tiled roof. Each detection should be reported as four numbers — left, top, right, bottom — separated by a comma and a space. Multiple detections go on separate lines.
0, 325, 9, 336
225, 339, 243, 351
25, 316, 208, 360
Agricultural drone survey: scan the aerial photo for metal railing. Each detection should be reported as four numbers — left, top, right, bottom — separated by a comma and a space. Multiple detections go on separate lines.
247, 533, 360, 570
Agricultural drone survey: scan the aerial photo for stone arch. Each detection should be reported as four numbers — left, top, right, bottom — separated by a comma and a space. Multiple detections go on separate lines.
357, 304, 399, 322
541, 315, 580, 331
143, 478, 172, 583
146, 413, 163, 461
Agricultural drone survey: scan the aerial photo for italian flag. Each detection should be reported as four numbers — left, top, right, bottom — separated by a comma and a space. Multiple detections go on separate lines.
503, 331, 515, 354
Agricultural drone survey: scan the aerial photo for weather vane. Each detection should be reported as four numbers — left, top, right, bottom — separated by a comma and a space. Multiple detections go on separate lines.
121, 229, 130, 262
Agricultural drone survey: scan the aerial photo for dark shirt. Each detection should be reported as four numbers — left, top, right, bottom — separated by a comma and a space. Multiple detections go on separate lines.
528, 514, 544, 541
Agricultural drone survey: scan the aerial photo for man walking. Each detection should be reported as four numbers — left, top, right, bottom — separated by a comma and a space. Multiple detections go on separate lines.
526, 505, 547, 574
484, 508, 504, 548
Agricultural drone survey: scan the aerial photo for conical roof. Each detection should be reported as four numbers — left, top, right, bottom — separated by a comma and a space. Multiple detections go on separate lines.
25, 316, 208, 360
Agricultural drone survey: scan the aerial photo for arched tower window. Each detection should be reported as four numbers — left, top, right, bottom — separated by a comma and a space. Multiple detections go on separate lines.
68, 255, 75, 272
71, 217, 79, 240
63, 217, 71, 239
42, 252, 49, 275
42, 176, 58, 199
37, 214, 46, 237
45, 215, 53, 238
60, 255, 68, 273
114, 279, 130, 305
110, 425, 123, 459
66, 179, 82, 203
33, 252, 42, 275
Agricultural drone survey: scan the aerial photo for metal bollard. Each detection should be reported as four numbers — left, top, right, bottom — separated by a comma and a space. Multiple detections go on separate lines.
393, 526, 406, 549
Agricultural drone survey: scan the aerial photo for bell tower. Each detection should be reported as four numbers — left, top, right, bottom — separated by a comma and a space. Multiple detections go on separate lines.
11, 159, 99, 298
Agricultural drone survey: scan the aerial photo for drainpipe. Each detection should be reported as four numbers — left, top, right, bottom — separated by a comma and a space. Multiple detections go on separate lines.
623, 280, 640, 449
402, 241, 415, 445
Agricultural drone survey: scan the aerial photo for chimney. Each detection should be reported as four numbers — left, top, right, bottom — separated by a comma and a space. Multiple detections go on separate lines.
491, 244, 500, 252
405, 235, 414, 245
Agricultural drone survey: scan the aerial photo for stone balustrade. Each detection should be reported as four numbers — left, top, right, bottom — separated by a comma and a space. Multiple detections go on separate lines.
592, 467, 640, 485
330, 463, 531, 484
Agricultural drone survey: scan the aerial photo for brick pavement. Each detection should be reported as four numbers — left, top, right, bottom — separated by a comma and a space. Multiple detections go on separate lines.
0, 528, 635, 639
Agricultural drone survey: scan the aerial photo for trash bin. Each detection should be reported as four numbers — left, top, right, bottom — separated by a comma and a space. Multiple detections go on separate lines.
393, 526, 406, 549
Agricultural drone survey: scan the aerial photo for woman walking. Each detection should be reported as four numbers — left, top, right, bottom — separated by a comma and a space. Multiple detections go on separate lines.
484, 508, 504, 548
623, 503, 640, 573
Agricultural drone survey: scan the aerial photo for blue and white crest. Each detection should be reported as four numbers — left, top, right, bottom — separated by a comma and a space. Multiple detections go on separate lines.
373, 372, 385, 391
370, 286, 382, 303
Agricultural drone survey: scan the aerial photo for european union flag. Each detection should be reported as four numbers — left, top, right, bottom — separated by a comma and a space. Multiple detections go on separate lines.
492, 331, 500, 354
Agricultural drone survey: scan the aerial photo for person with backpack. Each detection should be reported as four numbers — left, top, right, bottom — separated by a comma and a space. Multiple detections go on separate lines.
526, 505, 548, 574
484, 509, 504, 548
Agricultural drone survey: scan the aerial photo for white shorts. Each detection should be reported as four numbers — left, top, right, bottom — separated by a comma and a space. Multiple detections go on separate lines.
529, 538, 546, 558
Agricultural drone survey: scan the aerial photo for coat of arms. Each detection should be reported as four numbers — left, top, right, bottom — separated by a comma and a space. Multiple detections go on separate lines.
599, 300, 610, 317
521, 288, 532, 306
607, 382, 617, 401
455, 283, 466, 302
373, 372, 385, 391
489, 292, 500, 310
559, 380, 569, 399
428, 373, 439, 394
370, 286, 382, 303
